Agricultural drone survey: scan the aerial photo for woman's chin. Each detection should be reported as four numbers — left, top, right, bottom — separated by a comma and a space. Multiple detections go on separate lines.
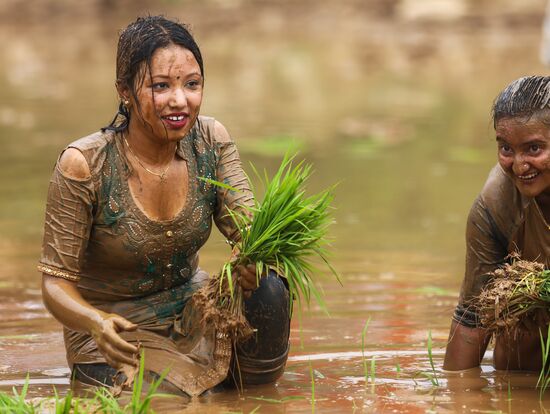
514, 178, 544, 198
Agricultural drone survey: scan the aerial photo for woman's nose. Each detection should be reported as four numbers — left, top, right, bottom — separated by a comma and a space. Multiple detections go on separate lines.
513, 156, 529, 174
169, 88, 187, 109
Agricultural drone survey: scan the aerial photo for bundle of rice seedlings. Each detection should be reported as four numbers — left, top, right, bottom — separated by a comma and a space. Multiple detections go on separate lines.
192, 154, 339, 342
476, 254, 550, 337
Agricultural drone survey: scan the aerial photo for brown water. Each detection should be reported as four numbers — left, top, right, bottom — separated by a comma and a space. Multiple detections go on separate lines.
1, 1, 550, 412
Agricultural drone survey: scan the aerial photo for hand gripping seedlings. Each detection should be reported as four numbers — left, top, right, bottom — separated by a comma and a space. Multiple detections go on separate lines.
192, 154, 340, 342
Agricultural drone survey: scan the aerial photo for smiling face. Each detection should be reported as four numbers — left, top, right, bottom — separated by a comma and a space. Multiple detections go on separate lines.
123, 43, 203, 143
496, 115, 550, 198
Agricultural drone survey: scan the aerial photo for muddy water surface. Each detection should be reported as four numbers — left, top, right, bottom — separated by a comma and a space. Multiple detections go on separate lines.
1, 2, 550, 412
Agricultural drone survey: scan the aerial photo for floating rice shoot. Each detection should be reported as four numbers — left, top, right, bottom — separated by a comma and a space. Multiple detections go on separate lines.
193, 154, 339, 341
476, 254, 550, 337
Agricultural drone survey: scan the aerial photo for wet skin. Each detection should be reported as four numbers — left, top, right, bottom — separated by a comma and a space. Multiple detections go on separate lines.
496, 116, 550, 216
444, 116, 550, 372
41, 43, 258, 370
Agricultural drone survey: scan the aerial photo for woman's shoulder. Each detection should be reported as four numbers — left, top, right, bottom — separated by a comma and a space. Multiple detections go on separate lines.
58, 148, 91, 181
66, 129, 116, 154
59, 130, 117, 180
196, 115, 233, 146
478, 164, 520, 208
475, 163, 525, 238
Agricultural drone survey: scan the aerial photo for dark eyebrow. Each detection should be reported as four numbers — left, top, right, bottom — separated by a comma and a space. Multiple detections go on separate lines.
151, 72, 202, 79
523, 139, 547, 146
496, 137, 546, 147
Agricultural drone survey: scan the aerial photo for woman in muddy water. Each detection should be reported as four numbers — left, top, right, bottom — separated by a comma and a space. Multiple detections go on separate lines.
38, 15, 290, 396
444, 75, 550, 372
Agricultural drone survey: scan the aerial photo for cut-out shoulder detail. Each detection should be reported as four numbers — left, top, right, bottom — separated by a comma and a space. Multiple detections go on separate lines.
58, 148, 91, 180
213, 120, 232, 143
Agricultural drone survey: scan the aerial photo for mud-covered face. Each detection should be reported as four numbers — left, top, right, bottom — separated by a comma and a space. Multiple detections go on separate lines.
496, 116, 550, 198
123, 44, 203, 142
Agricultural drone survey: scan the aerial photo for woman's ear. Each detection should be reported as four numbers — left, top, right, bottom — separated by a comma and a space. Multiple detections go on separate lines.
116, 82, 130, 105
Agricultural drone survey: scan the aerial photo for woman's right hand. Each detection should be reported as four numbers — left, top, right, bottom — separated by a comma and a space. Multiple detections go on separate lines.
42, 275, 140, 369
90, 313, 139, 369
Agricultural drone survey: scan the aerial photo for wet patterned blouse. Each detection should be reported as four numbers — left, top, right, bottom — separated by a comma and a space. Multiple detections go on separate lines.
38, 116, 253, 395
454, 164, 550, 327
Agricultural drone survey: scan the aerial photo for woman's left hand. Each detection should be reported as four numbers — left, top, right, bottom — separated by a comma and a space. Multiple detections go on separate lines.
235, 263, 258, 299
229, 247, 260, 298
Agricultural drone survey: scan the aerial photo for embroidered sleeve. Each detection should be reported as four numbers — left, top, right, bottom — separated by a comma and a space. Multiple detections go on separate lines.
213, 141, 254, 244
38, 163, 95, 282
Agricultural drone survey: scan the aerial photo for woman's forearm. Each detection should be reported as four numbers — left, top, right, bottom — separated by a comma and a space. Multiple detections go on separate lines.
42, 274, 138, 367
41, 274, 106, 334
443, 320, 491, 371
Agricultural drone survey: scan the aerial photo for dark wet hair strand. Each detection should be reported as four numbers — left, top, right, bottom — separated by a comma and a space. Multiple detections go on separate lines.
492, 76, 550, 127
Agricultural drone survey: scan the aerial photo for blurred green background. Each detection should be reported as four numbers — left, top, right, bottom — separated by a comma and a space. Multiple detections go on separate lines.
1, 0, 546, 282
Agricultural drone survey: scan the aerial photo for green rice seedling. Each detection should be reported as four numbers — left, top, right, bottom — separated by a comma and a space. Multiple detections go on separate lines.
53, 388, 79, 414
412, 330, 440, 387
361, 317, 371, 384
194, 153, 339, 342
127, 358, 172, 413
92, 388, 124, 414
309, 361, 315, 414
0, 374, 37, 413
537, 325, 550, 399
395, 361, 401, 376
507, 380, 512, 401
370, 356, 376, 384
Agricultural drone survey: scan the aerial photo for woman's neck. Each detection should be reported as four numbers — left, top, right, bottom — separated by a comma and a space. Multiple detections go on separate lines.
125, 122, 177, 166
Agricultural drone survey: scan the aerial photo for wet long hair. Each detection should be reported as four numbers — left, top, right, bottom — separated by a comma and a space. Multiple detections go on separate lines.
102, 15, 204, 133
492, 76, 550, 128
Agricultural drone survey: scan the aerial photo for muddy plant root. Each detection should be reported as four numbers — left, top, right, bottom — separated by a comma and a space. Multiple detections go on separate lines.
477, 255, 550, 338
192, 273, 254, 343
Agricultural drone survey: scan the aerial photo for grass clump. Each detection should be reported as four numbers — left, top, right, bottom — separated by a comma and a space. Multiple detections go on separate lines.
0, 374, 37, 413
476, 254, 550, 337
0, 353, 172, 414
53, 388, 79, 413
193, 153, 339, 341
93, 352, 171, 413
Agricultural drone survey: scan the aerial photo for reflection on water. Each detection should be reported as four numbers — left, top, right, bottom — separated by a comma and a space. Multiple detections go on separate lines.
1, 0, 550, 412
